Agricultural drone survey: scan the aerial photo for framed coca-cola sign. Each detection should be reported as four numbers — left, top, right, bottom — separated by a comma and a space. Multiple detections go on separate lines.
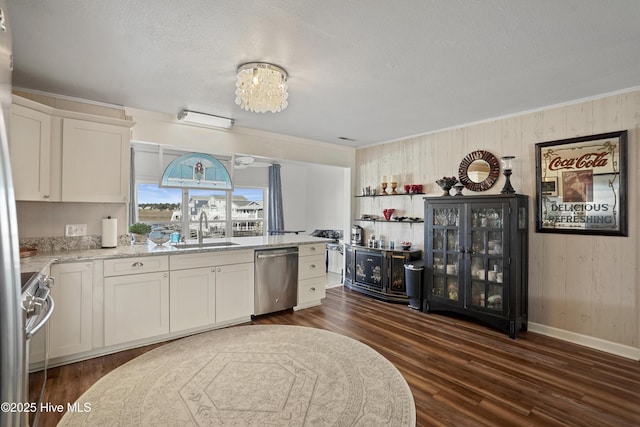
535, 130, 628, 236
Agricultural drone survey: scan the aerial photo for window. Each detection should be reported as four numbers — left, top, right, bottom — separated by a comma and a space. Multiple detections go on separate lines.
135, 183, 264, 240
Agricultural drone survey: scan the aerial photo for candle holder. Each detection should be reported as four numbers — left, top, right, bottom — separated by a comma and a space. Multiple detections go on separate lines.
381, 182, 388, 195
500, 156, 516, 194
390, 181, 398, 194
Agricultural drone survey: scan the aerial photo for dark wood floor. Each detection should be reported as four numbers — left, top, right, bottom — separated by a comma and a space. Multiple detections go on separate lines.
34, 286, 640, 426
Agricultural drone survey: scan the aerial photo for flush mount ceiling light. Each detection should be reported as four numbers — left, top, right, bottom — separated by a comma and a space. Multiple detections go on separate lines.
177, 110, 234, 129
235, 62, 288, 113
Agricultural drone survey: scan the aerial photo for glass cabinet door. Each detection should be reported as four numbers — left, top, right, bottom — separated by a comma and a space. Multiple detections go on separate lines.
388, 253, 407, 293
469, 206, 505, 313
430, 207, 461, 304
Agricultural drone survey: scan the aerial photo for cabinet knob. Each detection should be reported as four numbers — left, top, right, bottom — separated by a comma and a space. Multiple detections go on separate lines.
217, 267, 222, 273
45, 276, 55, 288
310, 246, 316, 252
132, 261, 144, 267
310, 287, 316, 291
309, 264, 316, 269
43, 194, 50, 199
163, 273, 168, 278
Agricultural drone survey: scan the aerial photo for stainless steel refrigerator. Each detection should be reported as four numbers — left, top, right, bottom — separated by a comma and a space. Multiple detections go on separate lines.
0, 1, 23, 426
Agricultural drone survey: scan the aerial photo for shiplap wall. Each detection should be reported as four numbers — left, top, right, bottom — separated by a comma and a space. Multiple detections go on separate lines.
355, 90, 639, 351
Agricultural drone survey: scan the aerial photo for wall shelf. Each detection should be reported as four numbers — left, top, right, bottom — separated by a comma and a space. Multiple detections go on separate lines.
355, 218, 423, 224
355, 192, 424, 198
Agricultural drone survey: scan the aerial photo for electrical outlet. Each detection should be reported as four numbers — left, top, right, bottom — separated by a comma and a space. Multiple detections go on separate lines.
65, 224, 88, 237
76, 224, 87, 236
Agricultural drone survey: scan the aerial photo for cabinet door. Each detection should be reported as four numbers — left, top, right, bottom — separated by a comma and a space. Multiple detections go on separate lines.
169, 267, 216, 332
9, 104, 52, 201
215, 263, 254, 323
61, 118, 130, 202
427, 205, 463, 304
468, 203, 508, 315
104, 271, 169, 346
49, 262, 93, 358
387, 252, 408, 293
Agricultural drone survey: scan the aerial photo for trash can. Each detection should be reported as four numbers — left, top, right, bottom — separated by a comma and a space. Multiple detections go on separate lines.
404, 260, 424, 310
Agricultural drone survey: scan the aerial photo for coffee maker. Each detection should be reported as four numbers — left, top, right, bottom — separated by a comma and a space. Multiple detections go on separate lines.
351, 225, 363, 246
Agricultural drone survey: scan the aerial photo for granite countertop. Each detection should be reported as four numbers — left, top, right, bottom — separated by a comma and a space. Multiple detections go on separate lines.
21, 235, 332, 275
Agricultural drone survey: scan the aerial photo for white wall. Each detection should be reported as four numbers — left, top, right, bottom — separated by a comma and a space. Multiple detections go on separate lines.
355, 89, 640, 358
263, 162, 350, 236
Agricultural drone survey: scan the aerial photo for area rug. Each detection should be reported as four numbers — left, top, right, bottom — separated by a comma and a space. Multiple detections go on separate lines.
59, 325, 416, 426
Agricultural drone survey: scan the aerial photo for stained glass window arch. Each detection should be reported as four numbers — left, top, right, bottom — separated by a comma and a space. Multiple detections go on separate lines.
160, 152, 232, 190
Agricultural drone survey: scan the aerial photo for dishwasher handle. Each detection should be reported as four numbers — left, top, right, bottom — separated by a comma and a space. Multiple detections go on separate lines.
256, 251, 299, 259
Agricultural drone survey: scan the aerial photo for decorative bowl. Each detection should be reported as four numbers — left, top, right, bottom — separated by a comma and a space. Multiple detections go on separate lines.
400, 241, 412, 250
435, 177, 458, 196
148, 230, 171, 246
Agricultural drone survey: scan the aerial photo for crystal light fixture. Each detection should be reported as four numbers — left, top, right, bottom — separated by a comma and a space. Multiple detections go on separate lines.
235, 62, 288, 113
500, 156, 516, 194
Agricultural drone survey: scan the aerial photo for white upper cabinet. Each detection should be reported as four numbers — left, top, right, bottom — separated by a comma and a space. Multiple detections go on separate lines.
9, 95, 133, 203
61, 118, 130, 203
9, 103, 52, 200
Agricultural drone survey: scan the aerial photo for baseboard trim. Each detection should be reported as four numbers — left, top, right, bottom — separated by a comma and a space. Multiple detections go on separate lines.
528, 322, 640, 361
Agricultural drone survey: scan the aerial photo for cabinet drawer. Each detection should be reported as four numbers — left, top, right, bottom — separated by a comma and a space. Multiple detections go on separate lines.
104, 256, 168, 277
298, 255, 325, 280
298, 277, 326, 305
170, 250, 253, 270
299, 244, 326, 257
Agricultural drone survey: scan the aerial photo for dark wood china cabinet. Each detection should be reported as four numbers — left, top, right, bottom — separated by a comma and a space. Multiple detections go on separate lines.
423, 194, 529, 338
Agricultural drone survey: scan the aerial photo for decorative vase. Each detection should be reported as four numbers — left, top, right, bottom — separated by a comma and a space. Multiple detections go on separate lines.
453, 184, 465, 196
132, 233, 148, 244
383, 208, 395, 221
435, 177, 458, 196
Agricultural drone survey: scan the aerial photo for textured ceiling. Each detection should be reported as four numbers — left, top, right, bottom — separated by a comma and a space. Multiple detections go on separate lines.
7, 1, 640, 147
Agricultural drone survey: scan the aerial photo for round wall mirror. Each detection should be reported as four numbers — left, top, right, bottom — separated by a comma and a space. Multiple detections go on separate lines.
458, 150, 500, 191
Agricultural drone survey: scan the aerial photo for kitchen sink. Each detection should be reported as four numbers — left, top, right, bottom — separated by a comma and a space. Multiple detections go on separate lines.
173, 242, 240, 249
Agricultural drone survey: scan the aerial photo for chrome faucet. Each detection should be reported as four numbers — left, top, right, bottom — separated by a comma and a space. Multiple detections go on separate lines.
198, 211, 208, 245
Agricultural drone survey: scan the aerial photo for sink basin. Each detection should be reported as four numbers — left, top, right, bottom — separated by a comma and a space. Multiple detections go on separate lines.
173, 242, 239, 249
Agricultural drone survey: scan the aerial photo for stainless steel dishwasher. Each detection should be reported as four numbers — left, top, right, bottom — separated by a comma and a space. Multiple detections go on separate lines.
254, 247, 299, 315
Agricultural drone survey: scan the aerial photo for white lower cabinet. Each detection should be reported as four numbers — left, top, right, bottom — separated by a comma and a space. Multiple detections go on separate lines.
296, 244, 327, 310
215, 263, 254, 323
49, 262, 94, 359
298, 277, 327, 306
169, 267, 216, 332
41, 245, 330, 363
169, 251, 254, 332
103, 256, 170, 347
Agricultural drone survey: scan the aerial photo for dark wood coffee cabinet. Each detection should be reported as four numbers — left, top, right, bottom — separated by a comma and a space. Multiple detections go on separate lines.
423, 194, 529, 338
344, 244, 421, 303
